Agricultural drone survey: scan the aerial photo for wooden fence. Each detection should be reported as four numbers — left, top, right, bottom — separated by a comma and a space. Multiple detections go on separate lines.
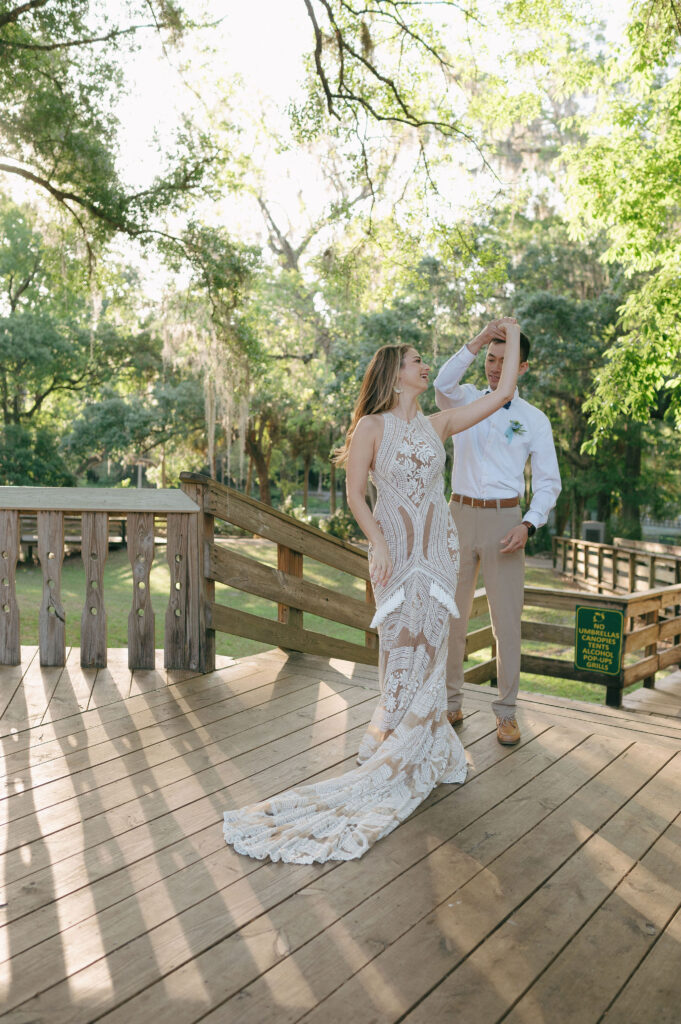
1, 478, 680, 707
553, 535, 681, 594
0, 484, 207, 672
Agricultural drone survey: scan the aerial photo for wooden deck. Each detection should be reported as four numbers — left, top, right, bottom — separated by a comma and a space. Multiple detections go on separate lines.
1, 649, 681, 1023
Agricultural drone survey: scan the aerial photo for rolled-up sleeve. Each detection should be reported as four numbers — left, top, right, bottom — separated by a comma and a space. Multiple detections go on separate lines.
524, 413, 561, 529
434, 345, 476, 409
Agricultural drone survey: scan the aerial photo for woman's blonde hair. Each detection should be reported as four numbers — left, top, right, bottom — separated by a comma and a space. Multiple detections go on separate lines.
333, 343, 413, 465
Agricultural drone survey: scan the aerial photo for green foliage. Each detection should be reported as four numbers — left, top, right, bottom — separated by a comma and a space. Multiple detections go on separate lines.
320, 508, 362, 541
563, 4, 681, 433
0, 1, 220, 241
0, 424, 74, 485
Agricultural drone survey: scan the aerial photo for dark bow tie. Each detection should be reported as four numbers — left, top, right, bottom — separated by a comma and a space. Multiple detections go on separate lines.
485, 389, 512, 410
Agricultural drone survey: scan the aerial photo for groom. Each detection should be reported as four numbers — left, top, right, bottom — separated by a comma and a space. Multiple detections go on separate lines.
434, 319, 561, 745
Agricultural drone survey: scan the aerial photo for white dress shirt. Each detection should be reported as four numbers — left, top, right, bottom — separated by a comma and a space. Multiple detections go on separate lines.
433, 344, 561, 530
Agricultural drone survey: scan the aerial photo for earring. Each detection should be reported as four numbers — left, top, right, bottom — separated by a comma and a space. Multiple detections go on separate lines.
394, 386, 403, 394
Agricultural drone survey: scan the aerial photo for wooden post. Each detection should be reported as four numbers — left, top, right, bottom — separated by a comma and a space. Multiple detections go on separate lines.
80, 512, 108, 668
37, 511, 65, 667
572, 540, 578, 580
597, 547, 604, 593
177, 481, 215, 674
671, 561, 675, 647
649, 555, 656, 590
643, 606, 659, 689
0, 510, 20, 665
490, 635, 498, 687
583, 543, 590, 582
277, 544, 303, 629
127, 512, 155, 670
628, 552, 636, 593
561, 539, 567, 574
365, 579, 378, 653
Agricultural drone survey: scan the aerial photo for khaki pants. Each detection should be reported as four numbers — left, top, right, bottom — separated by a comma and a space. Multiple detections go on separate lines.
447, 499, 524, 719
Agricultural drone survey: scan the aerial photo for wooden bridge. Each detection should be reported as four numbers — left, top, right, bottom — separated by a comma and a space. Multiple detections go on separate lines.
1, 480, 681, 1021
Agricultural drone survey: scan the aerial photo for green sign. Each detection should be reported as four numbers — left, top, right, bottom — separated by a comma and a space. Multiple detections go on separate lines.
574, 606, 624, 676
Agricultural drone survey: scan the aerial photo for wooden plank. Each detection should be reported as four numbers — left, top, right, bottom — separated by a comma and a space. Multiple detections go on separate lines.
164, 512, 191, 670
127, 513, 155, 670
469, 588, 489, 619
208, 543, 375, 632
614, 536, 681, 558
521, 619, 574, 645
0, 485, 198, 513
520, 652, 612, 687
0, 508, 20, 664
37, 510, 66, 667
523, 586, 626, 612
208, 602, 378, 666
0, 646, 37, 719
464, 657, 497, 684
198, 476, 371, 581
603, 900, 681, 1023
277, 543, 303, 630
180, 481, 215, 674
659, 614, 681, 640
407, 752, 681, 1024
503, 818, 681, 1024
659, 645, 681, 670
164, 509, 211, 673
41, 647, 97, 723
365, 579, 378, 651
464, 624, 493, 656
80, 512, 108, 668
624, 620, 660, 653
623, 654, 659, 686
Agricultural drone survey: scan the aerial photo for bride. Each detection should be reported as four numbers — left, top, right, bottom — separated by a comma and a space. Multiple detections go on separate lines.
223, 321, 521, 864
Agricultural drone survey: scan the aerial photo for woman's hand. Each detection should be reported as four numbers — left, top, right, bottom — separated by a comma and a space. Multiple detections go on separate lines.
369, 536, 393, 588
468, 317, 518, 354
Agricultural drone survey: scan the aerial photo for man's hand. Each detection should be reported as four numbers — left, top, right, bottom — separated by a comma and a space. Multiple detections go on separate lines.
499, 524, 529, 554
467, 317, 518, 355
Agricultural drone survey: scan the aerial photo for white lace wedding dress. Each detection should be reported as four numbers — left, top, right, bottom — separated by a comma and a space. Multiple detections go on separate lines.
223, 410, 467, 864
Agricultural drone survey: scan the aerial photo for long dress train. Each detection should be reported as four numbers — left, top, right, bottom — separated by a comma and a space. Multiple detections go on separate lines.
223, 410, 467, 864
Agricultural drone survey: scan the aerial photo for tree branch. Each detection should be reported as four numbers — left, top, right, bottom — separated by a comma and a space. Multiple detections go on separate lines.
0, 22, 164, 51
0, 0, 49, 30
302, 0, 340, 118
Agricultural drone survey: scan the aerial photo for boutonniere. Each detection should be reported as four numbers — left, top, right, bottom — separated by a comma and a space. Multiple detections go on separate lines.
504, 419, 526, 443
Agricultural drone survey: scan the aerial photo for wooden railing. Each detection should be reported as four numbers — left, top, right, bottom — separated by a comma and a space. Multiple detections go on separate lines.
553, 535, 681, 594
180, 473, 379, 666
0, 484, 208, 672
2, 480, 680, 709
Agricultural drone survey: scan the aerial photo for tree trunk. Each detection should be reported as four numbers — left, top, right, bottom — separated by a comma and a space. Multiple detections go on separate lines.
329, 461, 336, 515
245, 455, 253, 497
619, 435, 642, 539
303, 454, 311, 511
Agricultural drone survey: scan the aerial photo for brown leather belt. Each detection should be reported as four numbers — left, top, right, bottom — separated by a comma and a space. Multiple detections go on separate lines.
450, 492, 519, 509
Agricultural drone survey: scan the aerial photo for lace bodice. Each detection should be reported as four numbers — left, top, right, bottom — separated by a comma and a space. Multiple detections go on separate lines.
369, 411, 460, 627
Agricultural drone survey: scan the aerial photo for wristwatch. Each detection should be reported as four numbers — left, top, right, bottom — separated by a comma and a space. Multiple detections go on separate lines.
522, 521, 536, 538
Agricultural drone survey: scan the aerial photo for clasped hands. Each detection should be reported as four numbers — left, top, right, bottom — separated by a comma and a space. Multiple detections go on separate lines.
469, 316, 518, 354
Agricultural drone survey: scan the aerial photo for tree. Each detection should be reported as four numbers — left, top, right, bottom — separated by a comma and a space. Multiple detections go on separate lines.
0, 1, 222, 248
563, 0, 681, 435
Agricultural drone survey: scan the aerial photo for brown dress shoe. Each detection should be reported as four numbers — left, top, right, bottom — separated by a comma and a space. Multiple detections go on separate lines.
496, 716, 520, 745
447, 710, 464, 726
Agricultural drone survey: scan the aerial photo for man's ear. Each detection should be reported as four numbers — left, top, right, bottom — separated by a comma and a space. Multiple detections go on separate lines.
518, 361, 530, 378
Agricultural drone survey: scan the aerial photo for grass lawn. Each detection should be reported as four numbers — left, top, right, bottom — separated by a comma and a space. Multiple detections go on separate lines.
14, 542, 645, 706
